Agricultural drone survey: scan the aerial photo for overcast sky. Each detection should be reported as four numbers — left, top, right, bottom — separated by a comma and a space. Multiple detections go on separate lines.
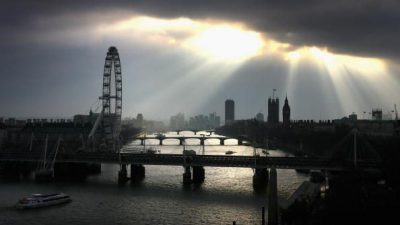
1, 0, 400, 122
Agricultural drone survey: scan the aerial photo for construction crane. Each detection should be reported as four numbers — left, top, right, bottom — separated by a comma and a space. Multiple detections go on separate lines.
394, 104, 399, 120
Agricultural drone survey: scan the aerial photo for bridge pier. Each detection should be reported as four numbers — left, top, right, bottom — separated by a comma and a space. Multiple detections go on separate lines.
268, 168, 278, 225
200, 139, 205, 146
159, 139, 163, 145
118, 164, 128, 185
182, 166, 192, 185
238, 139, 243, 145
220, 139, 225, 145
179, 139, 184, 146
194, 131, 197, 135
177, 131, 180, 135
140, 139, 144, 145
130, 164, 145, 182
253, 168, 269, 192
192, 166, 205, 184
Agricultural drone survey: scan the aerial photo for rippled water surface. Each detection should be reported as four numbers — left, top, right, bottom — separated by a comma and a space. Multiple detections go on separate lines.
0, 131, 308, 225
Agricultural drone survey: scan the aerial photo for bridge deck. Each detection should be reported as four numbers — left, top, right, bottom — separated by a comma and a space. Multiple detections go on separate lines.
0, 152, 380, 171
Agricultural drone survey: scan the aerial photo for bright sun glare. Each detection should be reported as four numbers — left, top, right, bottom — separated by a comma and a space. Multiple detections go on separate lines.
104, 15, 386, 73
185, 26, 263, 62
286, 47, 385, 76
105, 16, 264, 63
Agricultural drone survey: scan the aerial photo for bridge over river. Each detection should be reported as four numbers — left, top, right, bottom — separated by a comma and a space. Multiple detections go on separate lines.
0, 152, 380, 171
0, 137, 383, 225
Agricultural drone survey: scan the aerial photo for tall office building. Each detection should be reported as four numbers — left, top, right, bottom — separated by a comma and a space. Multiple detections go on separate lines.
136, 113, 144, 128
225, 99, 235, 125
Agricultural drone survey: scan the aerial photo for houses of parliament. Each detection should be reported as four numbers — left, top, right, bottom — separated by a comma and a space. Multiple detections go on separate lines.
268, 94, 290, 126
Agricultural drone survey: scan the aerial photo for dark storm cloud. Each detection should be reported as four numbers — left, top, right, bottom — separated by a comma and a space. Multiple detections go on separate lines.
127, 0, 400, 60
2, 0, 400, 61
1, 0, 400, 120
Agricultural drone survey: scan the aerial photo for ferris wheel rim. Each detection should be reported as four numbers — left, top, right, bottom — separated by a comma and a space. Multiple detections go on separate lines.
102, 46, 122, 117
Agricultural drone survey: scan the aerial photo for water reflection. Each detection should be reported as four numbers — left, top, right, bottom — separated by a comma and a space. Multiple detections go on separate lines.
0, 131, 308, 225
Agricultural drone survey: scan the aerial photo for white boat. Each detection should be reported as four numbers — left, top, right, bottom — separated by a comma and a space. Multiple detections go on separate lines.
17, 193, 71, 209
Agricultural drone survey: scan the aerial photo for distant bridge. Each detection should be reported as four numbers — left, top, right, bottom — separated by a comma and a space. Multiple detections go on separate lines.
172, 130, 215, 135
152, 130, 215, 135
133, 135, 245, 146
0, 151, 380, 171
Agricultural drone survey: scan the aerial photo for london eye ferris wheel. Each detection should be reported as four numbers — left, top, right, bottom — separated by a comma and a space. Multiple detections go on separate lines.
100, 46, 122, 151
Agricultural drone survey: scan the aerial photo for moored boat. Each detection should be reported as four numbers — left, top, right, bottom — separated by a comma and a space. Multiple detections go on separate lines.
17, 193, 71, 209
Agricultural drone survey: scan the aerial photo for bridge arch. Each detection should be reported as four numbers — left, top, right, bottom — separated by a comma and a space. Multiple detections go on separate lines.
183, 137, 201, 145
202, 137, 223, 145
161, 137, 181, 145
176, 130, 199, 135
140, 137, 161, 146
223, 138, 239, 145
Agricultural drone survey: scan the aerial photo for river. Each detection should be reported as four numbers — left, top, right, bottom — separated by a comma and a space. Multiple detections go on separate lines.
0, 131, 308, 225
